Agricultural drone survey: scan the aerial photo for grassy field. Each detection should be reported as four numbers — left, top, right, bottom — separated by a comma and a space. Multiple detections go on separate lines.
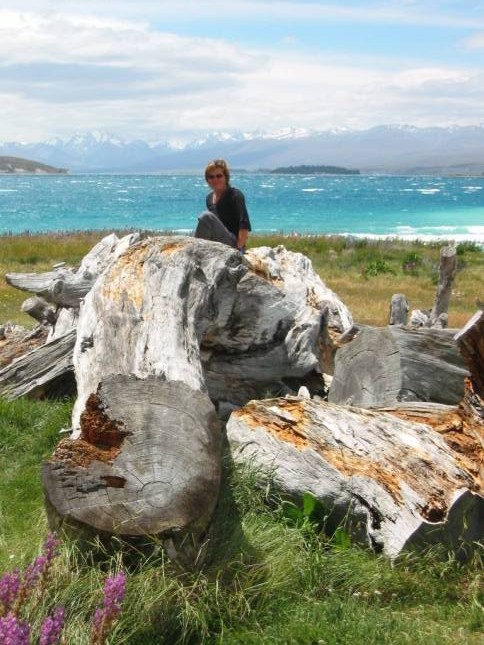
0, 398, 482, 644
0, 232, 483, 643
0, 230, 483, 328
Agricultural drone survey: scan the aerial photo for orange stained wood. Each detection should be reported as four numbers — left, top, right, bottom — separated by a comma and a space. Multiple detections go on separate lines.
234, 399, 310, 449
102, 244, 148, 309
244, 255, 284, 287
386, 407, 483, 493
51, 437, 120, 467
234, 399, 477, 510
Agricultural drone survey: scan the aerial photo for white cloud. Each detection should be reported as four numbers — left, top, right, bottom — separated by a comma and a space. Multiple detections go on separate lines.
0, 8, 483, 141
463, 31, 484, 49
4, 1, 484, 28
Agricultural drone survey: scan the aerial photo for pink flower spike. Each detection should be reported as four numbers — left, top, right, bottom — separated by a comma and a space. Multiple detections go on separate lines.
0, 570, 21, 613
0, 611, 30, 645
40, 606, 65, 645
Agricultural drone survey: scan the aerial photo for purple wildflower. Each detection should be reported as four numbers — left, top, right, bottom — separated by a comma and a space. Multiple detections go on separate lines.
40, 606, 65, 645
0, 612, 30, 645
91, 572, 126, 645
22, 533, 60, 597
0, 570, 21, 614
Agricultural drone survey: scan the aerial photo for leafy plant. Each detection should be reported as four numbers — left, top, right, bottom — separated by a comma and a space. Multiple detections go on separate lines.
402, 252, 423, 275
362, 259, 396, 278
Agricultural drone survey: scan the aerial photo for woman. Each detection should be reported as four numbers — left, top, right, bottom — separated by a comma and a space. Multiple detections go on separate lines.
195, 159, 251, 252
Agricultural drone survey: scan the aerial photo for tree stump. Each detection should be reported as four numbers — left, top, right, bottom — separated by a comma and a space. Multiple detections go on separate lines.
328, 326, 468, 407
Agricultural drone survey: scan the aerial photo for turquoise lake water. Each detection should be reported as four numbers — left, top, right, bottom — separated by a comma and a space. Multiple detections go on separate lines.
0, 173, 483, 241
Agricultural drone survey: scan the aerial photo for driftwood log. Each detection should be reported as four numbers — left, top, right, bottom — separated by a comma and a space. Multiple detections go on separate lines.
328, 326, 468, 407
0, 330, 76, 399
42, 236, 352, 560
226, 396, 483, 559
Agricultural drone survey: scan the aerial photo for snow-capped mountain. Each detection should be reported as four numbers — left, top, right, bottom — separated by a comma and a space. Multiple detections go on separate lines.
1, 125, 484, 173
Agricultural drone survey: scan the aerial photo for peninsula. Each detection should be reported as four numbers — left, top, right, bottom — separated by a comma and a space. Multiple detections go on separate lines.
0, 156, 67, 174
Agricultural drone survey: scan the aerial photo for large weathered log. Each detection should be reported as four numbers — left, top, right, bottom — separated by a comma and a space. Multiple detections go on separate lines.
328, 326, 468, 407
226, 397, 483, 559
0, 330, 76, 399
44, 236, 351, 560
71, 238, 352, 431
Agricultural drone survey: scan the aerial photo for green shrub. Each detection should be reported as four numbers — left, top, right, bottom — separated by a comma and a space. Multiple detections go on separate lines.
362, 259, 396, 278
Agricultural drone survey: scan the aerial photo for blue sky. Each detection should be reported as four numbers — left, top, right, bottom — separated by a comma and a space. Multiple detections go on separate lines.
1, 1, 484, 142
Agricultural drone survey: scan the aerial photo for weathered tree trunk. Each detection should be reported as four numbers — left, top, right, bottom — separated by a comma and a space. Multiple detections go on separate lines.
226, 397, 483, 559
43, 376, 221, 566
43, 236, 352, 562
389, 293, 408, 325
0, 329, 76, 399
328, 325, 468, 407
430, 245, 457, 326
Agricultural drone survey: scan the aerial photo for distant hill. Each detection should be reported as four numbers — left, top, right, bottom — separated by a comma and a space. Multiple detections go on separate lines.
271, 164, 360, 175
0, 156, 67, 174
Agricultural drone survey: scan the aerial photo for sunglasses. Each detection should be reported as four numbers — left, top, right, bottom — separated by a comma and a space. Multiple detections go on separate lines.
208, 173, 224, 179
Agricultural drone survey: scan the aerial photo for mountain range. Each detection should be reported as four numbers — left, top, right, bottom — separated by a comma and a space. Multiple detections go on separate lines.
1, 125, 483, 174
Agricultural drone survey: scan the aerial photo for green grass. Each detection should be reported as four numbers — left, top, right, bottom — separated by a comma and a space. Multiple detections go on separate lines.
0, 398, 482, 644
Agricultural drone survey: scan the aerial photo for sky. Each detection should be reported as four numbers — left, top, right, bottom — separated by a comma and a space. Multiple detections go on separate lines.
1, 1, 484, 143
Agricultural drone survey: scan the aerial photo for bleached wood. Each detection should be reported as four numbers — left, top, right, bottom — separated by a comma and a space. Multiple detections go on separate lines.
21, 296, 57, 325
5, 232, 140, 308
389, 293, 408, 325
43, 236, 351, 557
329, 326, 468, 407
71, 238, 352, 431
0, 330, 76, 399
430, 245, 457, 326
227, 397, 483, 558
43, 376, 221, 565
455, 310, 484, 401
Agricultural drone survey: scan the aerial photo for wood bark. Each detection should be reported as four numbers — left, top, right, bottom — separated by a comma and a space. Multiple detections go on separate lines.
226, 397, 483, 559
43, 236, 352, 560
328, 325, 468, 407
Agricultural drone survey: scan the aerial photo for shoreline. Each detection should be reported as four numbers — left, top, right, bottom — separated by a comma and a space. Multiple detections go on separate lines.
1, 228, 483, 246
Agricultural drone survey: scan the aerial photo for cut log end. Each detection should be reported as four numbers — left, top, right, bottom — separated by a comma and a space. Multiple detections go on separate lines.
43, 375, 222, 562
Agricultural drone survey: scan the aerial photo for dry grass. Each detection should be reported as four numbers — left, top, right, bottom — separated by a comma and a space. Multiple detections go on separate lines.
1, 231, 482, 328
